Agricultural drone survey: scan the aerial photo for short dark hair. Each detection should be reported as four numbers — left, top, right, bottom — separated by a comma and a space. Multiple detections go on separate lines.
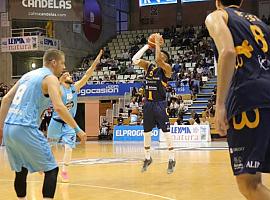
161, 50, 170, 64
220, 0, 242, 6
43, 49, 64, 64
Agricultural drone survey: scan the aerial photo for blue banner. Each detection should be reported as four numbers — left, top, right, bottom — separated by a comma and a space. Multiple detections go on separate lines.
79, 82, 143, 97
113, 125, 160, 141
139, 0, 177, 7
169, 81, 190, 94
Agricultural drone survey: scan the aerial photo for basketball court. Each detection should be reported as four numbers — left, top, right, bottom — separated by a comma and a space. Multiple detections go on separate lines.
1, 141, 268, 200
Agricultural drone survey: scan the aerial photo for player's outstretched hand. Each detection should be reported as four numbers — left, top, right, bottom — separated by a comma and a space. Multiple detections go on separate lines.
215, 104, 229, 136
77, 131, 87, 145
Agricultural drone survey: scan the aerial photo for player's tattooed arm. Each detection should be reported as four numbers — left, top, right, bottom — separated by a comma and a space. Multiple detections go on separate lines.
205, 10, 236, 136
75, 49, 103, 92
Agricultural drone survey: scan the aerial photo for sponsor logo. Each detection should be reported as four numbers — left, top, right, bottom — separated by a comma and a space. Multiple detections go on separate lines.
246, 161, 260, 169
22, 0, 72, 9
115, 129, 159, 137
233, 156, 244, 170
79, 85, 119, 96
171, 126, 191, 134
230, 147, 245, 154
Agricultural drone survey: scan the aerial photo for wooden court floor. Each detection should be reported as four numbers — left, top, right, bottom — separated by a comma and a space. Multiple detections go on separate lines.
1, 141, 270, 200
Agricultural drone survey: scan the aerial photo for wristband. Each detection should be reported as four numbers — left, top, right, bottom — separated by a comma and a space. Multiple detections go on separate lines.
74, 126, 82, 134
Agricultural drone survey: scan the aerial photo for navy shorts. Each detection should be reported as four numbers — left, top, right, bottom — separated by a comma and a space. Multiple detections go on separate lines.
228, 108, 270, 175
143, 101, 170, 132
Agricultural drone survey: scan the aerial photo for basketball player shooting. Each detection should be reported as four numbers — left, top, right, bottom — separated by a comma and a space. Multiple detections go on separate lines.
132, 33, 176, 174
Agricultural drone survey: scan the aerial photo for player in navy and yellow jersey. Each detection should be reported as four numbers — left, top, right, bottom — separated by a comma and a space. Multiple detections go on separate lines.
0, 49, 86, 199
47, 50, 103, 183
132, 33, 176, 174
206, 0, 270, 199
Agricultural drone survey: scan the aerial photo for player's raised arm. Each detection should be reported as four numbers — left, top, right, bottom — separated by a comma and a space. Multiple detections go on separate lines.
155, 34, 172, 78
205, 10, 236, 135
74, 50, 103, 91
0, 82, 19, 142
132, 44, 151, 71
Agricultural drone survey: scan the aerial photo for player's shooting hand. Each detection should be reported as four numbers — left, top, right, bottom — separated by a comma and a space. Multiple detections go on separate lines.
215, 104, 229, 136
154, 33, 163, 46
77, 131, 87, 145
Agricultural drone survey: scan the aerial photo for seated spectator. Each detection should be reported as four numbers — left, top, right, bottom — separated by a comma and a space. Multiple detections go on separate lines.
187, 118, 198, 125
200, 116, 209, 125
117, 114, 124, 125
130, 108, 139, 125
126, 63, 136, 75
169, 98, 179, 118
178, 100, 188, 114
130, 97, 139, 110
191, 110, 200, 124
174, 115, 184, 125
140, 35, 147, 45
100, 118, 110, 135
132, 87, 137, 97
171, 89, 177, 99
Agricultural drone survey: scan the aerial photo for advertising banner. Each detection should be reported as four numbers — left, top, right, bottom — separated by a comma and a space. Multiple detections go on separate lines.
1, 36, 38, 52
9, 0, 83, 21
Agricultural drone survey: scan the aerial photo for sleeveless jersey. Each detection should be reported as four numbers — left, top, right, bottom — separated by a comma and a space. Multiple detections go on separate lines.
144, 63, 169, 102
5, 67, 53, 128
214, 7, 270, 119
52, 84, 78, 120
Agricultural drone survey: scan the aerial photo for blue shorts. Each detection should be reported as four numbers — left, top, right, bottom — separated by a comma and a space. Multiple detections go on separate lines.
3, 124, 57, 173
143, 101, 170, 132
228, 108, 270, 175
47, 118, 76, 148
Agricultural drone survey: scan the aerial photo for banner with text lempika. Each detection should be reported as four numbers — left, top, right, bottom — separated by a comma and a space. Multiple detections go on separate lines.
9, 0, 83, 21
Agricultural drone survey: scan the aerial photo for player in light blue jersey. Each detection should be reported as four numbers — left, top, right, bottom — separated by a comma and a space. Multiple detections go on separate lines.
47, 49, 103, 182
0, 49, 86, 200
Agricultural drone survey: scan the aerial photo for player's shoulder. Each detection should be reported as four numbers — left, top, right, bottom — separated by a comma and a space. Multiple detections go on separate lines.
205, 9, 228, 25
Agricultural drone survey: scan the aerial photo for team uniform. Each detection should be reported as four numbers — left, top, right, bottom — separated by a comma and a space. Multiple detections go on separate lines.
3, 67, 57, 173
47, 84, 78, 148
215, 7, 270, 175
143, 63, 170, 133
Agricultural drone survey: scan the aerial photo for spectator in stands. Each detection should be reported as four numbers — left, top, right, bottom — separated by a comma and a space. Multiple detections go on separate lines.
99, 118, 111, 140
135, 35, 141, 45
169, 98, 179, 118
174, 115, 184, 125
117, 114, 124, 125
104, 46, 111, 58
130, 97, 139, 110
132, 87, 137, 97
196, 64, 204, 75
200, 116, 209, 126
166, 85, 173, 102
178, 99, 188, 115
262, 15, 268, 24
187, 118, 198, 125
140, 35, 147, 45
130, 108, 139, 125
126, 63, 136, 75
136, 88, 144, 104
191, 110, 200, 124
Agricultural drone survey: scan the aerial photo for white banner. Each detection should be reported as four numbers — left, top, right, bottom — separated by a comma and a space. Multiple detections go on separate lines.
1, 36, 38, 52
1, 36, 61, 52
160, 125, 211, 142
38, 36, 61, 50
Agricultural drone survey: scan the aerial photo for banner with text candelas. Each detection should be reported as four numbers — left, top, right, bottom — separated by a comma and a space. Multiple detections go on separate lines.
9, 0, 83, 21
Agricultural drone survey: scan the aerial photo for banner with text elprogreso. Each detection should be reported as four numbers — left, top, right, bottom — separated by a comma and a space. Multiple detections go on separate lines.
78, 83, 143, 97
113, 126, 160, 141
9, 0, 83, 21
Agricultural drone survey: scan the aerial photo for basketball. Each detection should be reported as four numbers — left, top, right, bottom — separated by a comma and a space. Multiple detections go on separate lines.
148, 34, 164, 48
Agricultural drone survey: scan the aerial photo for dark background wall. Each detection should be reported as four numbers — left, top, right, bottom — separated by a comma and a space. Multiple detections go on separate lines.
130, 0, 258, 30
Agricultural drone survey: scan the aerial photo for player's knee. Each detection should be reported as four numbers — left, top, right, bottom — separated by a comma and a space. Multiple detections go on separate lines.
43, 167, 59, 198
144, 131, 152, 148
236, 174, 261, 198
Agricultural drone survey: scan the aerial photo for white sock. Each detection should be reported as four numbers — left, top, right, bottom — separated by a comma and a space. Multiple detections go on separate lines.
144, 132, 152, 160
164, 132, 175, 161
168, 149, 175, 161
62, 144, 72, 173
